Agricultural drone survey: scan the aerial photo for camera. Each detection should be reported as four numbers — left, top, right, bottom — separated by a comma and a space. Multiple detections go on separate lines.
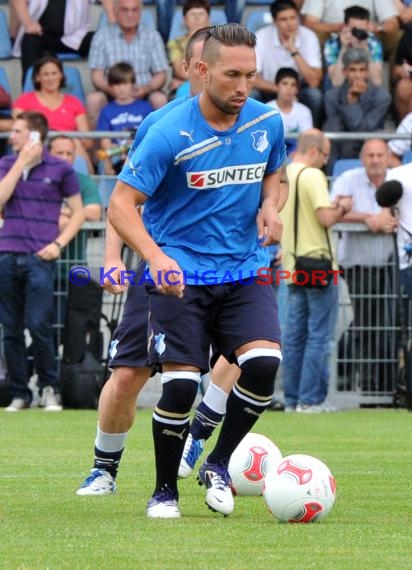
351, 27, 369, 41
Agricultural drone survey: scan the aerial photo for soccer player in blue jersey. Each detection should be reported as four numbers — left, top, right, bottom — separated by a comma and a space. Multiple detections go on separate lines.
76, 27, 239, 497
108, 23, 287, 518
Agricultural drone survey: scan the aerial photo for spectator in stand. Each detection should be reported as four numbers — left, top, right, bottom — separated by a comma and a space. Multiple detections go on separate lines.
267, 67, 313, 156
167, 0, 210, 95
11, 0, 116, 85
155, 0, 276, 45
49, 136, 102, 227
48, 135, 102, 332
385, 162, 412, 303
254, 0, 323, 128
330, 139, 398, 392
87, 0, 169, 128
324, 47, 391, 174
0, 111, 84, 412
301, 0, 400, 64
12, 54, 94, 173
392, 28, 412, 121
388, 111, 412, 166
96, 62, 153, 175
394, 0, 412, 28
324, 5, 384, 89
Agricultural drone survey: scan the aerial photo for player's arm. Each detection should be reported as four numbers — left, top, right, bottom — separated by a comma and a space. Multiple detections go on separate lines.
103, 218, 127, 294
108, 181, 184, 298
277, 162, 289, 212
257, 170, 284, 247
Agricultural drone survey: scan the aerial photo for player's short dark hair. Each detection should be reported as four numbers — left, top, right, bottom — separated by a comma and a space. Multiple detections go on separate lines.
202, 23, 256, 61
184, 25, 212, 61
107, 61, 136, 85
182, 0, 211, 17
32, 54, 67, 91
270, 0, 298, 20
16, 111, 49, 142
275, 67, 300, 85
344, 5, 370, 24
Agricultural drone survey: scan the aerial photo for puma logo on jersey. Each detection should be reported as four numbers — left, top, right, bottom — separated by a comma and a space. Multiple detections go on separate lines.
180, 130, 194, 143
162, 428, 186, 440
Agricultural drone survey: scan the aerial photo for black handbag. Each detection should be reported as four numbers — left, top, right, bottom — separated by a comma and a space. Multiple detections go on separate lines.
293, 167, 333, 289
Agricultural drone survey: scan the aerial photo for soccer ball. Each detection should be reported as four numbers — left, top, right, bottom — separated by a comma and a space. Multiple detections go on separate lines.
263, 454, 336, 522
228, 432, 282, 496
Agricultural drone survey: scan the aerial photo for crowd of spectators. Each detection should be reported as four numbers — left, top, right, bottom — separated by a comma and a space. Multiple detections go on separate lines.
0, 0, 412, 174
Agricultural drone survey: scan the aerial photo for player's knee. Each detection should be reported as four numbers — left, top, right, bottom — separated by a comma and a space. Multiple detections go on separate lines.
158, 371, 200, 414
110, 366, 150, 399
237, 348, 282, 396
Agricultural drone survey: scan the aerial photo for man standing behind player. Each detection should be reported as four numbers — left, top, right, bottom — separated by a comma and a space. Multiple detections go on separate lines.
108, 23, 287, 518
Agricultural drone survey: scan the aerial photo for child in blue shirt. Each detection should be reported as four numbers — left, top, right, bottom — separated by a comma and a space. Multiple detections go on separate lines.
97, 62, 153, 174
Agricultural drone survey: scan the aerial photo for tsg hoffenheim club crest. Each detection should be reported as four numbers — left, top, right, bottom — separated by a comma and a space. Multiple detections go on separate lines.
251, 130, 269, 153
155, 333, 166, 356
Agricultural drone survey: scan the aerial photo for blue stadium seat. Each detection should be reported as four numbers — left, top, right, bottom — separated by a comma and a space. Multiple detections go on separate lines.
23, 65, 86, 105
168, 8, 227, 41
56, 53, 83, 62
0, 9, 12, 59
73, 155, 89, 174
98, 9, 155, 30
402, 149, 412, 164
0, 66, 11, 95
332, 159, 362, 178
0, 66, 11, 117
244, 8, 272, 33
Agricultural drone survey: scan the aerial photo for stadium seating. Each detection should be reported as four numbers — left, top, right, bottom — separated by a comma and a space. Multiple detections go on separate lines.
402, 149, 412, 164
0, 66, 11, 95
0, 66, 11, 118
23, 65, 86, 105
331, 158, 362, 178
168, 7, 227, 41
0, 9, 12, 59
73, 155, 89, 174
244, 8, 272, 33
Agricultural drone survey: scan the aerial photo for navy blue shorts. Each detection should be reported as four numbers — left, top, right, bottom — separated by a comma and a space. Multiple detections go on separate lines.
147, 278, 281, 374
108, 261, 150, 368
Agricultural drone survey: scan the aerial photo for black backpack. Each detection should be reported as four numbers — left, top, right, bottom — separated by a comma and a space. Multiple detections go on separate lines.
60, 274, 106, 409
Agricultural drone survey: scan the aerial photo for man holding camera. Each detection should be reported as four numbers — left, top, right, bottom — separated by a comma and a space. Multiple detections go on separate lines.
324, 5, 383, 88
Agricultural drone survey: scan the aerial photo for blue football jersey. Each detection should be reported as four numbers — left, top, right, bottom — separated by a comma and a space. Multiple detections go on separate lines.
119, 95, 286, 282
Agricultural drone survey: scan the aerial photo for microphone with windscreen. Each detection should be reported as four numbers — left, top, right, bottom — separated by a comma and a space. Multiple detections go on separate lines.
375, 180, 403, 216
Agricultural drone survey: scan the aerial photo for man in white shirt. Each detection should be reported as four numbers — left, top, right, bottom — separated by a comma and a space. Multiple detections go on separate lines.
254, 0, 323, 127
331, 138, 398, 393
385, 163, 412, 299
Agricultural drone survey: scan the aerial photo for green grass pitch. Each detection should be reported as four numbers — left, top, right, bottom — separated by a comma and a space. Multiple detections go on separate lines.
1, 408, 412, 569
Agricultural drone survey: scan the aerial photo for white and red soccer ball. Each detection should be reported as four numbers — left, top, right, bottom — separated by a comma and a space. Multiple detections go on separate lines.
228, 432, 282, 496
263, 454, 337, 523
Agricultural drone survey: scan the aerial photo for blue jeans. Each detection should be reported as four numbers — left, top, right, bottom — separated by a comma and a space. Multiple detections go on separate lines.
0, 253, 58, 402
282, 282, 339, 408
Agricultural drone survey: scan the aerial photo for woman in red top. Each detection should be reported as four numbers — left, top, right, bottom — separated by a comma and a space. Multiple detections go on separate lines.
13, 54, 93, 171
